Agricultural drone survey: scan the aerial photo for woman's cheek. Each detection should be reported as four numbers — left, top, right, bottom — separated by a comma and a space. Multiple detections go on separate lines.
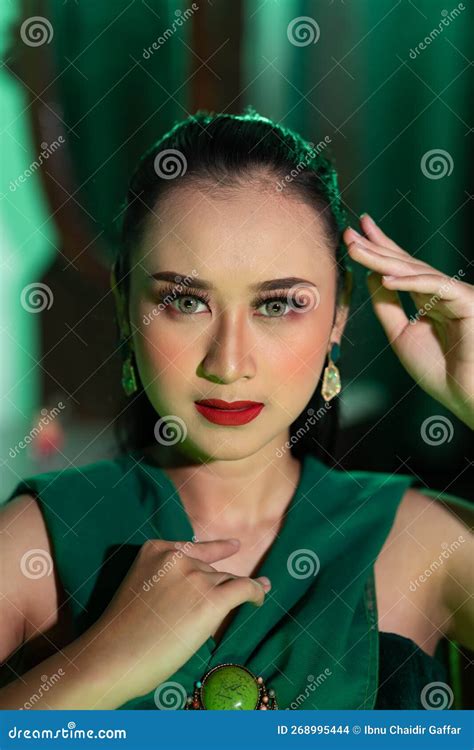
274, 320, 328, 382
134, 322, 194, 387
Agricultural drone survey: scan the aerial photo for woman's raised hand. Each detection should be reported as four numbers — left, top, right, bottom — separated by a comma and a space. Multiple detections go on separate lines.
344, 214, 474, 428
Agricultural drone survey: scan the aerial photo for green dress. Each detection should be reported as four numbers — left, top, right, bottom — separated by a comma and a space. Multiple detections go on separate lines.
3, 449, 471, 710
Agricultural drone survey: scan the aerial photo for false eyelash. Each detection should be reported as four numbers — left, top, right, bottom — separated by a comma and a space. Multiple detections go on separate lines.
155, 284, 211, 306
155, 283, 305, 312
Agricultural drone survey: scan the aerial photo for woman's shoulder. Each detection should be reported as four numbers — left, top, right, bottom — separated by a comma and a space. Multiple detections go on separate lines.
0, 452, 149, 663
0, 492, 75, 665
320, 456, 473, 591
307, 454, 472, 521
4, 453, 130, 501
1, 452, 147, 574
305, 455, 473, 649
375, 484, 473, 653
2, 453, 138, 520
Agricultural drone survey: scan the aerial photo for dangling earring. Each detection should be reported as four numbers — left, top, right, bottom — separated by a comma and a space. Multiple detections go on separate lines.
321, 342, 341, 401
111, 266, 138, 397
121, 348, 138, 396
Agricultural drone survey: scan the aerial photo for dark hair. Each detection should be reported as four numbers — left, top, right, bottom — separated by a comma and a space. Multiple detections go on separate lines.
112, 108, 351, 467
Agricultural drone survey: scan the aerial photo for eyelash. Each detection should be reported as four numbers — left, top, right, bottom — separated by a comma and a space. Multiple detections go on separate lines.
155, 284, 301, 317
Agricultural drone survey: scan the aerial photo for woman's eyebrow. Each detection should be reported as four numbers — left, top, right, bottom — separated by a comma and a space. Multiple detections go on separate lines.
148, 271, 317, 292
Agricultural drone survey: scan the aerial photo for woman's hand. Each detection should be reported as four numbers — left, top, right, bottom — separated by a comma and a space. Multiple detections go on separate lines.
88, 538, 270, 707
343, 214, 474, 429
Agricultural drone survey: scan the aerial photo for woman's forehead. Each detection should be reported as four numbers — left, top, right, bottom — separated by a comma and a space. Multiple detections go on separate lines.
136, 185, 334, 274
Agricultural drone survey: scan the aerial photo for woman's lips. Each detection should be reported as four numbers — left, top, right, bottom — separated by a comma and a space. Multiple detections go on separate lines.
194, 399, 265, 426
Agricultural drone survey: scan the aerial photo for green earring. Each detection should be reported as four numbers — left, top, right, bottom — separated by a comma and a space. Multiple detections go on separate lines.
321, 342, 341, 401
121, 352, 138, 396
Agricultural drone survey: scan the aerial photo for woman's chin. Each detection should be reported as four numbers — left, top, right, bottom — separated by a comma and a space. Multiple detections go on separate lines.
180, 430, 268, 463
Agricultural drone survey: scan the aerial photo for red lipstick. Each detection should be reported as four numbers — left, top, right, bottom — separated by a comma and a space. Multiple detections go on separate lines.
194, 399, 265, 426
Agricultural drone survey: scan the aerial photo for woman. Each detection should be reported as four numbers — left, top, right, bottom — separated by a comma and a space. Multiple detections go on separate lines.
0, 111, 472, 711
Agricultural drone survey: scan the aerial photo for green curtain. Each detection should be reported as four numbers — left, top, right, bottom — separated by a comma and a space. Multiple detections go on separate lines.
50, 0, 191, 265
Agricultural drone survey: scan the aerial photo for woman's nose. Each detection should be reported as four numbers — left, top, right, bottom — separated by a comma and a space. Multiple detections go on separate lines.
198, 310, 257, 384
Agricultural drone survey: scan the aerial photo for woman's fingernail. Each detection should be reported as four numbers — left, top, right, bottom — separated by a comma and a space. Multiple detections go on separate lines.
256, 576, 271, 589
360, 212, 375, 225
350, 226, 363, 237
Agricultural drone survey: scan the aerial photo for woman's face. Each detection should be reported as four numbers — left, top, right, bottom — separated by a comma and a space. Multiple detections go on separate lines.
128, 182, 348, 462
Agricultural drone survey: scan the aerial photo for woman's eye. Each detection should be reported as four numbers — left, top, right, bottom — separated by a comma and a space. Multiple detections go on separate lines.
172, 295, 209, 314
162, 292, 302, 317
257, 298, 291, 317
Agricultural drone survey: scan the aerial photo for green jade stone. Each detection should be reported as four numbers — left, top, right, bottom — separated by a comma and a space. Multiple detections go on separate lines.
202, 666, 259, 710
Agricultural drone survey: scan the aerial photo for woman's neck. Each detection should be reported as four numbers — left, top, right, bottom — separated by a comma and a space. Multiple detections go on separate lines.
143, 441, 303, 530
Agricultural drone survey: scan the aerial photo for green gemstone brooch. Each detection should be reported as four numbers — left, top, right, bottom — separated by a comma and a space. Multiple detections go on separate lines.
184, 663, 278, 710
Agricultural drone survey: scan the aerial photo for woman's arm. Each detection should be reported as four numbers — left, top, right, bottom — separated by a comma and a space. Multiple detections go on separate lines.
375, 487, 473, 654
343, 216, 474, 645
405, 489, 473, 651
0, 623, 132, 710
443, 522, 474, 650
0, 495, 131, 709
0, 494, 64, 666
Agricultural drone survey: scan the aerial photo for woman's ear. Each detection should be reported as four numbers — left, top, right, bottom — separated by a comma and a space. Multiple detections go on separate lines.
331, 268, 352, 343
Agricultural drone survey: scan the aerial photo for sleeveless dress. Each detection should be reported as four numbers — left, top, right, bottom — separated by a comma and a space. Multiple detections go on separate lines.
3, 449, 471, 710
